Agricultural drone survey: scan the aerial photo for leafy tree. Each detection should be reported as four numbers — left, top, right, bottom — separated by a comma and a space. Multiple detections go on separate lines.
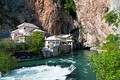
0, 51, 17, 76
15, 43, 27, 51
104, 11, 120, 27
104, 11, 117, 25
90, 51, 120, 80
101, 34, 120, 51
64, 0, 76, 18
90, 34, 120, 80
57, 0, 77, 19
106, 34, 119, 42
0, 38, 16, 53
26, 31, 45, 56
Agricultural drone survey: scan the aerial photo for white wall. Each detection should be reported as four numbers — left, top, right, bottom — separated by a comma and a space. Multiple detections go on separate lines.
11, 33, 15, 40
19, 28, 25, 35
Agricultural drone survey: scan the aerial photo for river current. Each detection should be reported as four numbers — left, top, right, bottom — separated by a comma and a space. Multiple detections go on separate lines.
0, 50, 96, 80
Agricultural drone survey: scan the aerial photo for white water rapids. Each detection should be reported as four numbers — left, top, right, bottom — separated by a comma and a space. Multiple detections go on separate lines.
0, 65, 75, 80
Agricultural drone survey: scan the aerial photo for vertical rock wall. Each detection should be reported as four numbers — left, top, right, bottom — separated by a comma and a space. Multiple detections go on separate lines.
74, 0, 113, 48
34, 0, 74, 35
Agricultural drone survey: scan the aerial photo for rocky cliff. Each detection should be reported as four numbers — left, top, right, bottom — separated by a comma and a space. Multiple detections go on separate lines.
34, 0, 74, 35
74, 0, 112, 48
0, 0, 114, 48
0, 0, 73, 39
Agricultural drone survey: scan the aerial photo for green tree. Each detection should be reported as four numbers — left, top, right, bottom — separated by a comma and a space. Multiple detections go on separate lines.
101, 34, 120, 51
64, 0, 76, 17
90, 34, 120, 80
104, 11, 117, 25
90, 51, 120, 80
15, 43, 27, 51
0, 38, 16, 53
0, 51, 17, 76
106, 34, 119, 42
26, 31, 45, 56
57, 0, 77, 19
104, 11, 120, 27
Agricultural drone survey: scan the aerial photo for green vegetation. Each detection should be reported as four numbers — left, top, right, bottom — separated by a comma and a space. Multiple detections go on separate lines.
90, 34, 120, 80
26, 31, 45, 56
0, 39, 18, 76
0, 38, 16, 52
0, 51, 17, 75
104, 11, 117, 25
101, 34, 119, 51
15, 43, 27, 51
91, 10, 120, 80
57, 0, 77, 19
0, 32, 44, 75
64, 0, 76, 18
104, 11, 120, 27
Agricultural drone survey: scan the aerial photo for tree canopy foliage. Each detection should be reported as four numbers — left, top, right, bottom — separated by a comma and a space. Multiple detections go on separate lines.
0, 39, 18, 76
26, 31, 45, 56
0, 51, 17, 75
0, 38, 16, 53
104, 11, 120, 27
57, 0, 77, 19
90, 34, 120, 80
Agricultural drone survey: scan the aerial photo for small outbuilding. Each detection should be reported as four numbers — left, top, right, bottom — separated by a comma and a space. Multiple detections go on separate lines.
42, 34, 73, 58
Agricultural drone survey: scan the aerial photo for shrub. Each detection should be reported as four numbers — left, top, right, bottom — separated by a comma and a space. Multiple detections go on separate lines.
90, 34, 120, 80
26, 31, 45, 56
104, 11, 117, 25
90, 51, 120, 80
57, 0, 77, 19
0, 38, 16, 53
0, 51, 17, 76
104, 11, 120, 27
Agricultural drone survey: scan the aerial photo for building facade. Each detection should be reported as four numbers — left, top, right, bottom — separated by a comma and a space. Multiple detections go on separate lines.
11, 23, 45, 43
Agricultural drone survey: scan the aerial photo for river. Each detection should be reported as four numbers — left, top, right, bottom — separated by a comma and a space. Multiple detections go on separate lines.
0, 50, 96, 80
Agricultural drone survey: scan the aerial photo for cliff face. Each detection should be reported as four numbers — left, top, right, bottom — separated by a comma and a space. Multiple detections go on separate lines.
0, 0, 73, 39
0, 0, 114, 48
34, 0, 73, 35
74, 0, 113, 48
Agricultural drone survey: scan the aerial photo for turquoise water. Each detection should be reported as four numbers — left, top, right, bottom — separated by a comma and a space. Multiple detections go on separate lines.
0, 50, 96, 80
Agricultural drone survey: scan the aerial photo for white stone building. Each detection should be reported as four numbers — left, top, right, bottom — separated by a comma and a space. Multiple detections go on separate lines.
11, 23, 45, 43
42, 34, 73, 58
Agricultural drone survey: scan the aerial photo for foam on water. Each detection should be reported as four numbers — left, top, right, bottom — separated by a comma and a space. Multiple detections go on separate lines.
60, 59, 76, 64
0, 65, 75, 80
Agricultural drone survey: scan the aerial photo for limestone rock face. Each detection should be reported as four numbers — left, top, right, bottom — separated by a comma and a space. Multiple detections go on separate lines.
0, 0, 74, 39
74, 0, 113, 48
0, 0, 116, 48
34, 0, 73, 35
